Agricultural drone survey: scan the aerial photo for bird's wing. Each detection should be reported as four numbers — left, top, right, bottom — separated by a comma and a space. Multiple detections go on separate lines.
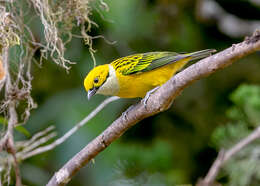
111, 52, 185, 75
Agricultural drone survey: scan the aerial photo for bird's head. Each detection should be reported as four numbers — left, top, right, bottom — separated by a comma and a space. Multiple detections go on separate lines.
84, 65, 109, 100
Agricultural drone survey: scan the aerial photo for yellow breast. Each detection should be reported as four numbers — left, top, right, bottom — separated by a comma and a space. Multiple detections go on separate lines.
116, 58, 190, 98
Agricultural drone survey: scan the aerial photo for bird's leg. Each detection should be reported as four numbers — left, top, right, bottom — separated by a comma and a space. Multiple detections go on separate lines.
122, 86, 160, 120
142, 86, 160, 106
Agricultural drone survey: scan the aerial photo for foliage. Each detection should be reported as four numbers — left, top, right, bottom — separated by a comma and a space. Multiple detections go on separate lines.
0, 116, 30, 137
211, 84, 260, 186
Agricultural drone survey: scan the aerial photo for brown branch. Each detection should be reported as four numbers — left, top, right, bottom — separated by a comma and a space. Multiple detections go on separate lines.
0, 97, 119, 182
0, 47, 22, 186
6, 102, 22, 186
46, 30, 260, 186
197, 126, 260, 186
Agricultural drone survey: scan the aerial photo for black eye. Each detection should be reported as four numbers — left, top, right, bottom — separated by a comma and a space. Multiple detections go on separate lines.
94, 77, 99, 83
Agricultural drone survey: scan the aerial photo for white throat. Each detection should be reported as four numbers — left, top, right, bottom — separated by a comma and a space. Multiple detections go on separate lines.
96, 65, 119, 96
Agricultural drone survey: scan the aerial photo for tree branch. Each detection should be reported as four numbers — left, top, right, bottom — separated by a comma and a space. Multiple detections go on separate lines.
18, 96, 119, 160
47, 30, 260, 186
197, 125, 260, 186
0, 96, 119, 183
0, 47, 22, 186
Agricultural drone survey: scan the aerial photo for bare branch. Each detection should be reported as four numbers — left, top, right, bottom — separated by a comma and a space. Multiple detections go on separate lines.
0, 96, 118, 182
46, 30, 260, 186
197, 126, 260, 186
20, 132, 57, 155
20, 96, 119, 160
0, 0, 110, 184
0, 47, 22, 186
22, 126, 56, 148
197, 0, 260, 38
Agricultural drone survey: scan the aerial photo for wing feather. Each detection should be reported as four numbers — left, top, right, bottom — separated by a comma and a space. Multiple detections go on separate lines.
110, 49, 215, 75
111, 52, 183, 75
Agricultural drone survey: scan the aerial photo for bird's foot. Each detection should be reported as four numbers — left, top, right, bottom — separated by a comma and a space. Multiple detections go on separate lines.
142, 86, 160, 107
122, 104, 136, 121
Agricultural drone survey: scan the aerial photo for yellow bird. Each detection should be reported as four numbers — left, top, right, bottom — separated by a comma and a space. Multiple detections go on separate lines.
84, 49, 215, 102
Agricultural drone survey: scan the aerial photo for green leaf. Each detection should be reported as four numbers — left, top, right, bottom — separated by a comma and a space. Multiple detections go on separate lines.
0, 116, 30, 137
14, 125, 31, 137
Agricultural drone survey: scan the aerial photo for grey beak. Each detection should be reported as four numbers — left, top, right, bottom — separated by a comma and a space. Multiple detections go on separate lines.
88, 88, 97, 100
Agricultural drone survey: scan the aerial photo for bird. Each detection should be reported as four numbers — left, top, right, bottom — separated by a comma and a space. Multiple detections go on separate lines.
84, 49, 216, 103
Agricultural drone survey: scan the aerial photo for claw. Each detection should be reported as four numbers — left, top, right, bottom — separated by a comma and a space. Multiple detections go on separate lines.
142, 86, 160, 107
122, 86, 160, 119
122, 105, 135, 121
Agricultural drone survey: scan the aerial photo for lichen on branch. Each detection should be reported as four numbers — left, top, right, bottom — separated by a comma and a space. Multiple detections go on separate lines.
0, 0, 108, 185
30, 0, 107, 69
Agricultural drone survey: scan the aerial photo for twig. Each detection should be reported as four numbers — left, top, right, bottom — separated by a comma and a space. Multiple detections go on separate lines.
196, 0, 260, 38
6, 103, 22, 186
0, 96, 118, 180
20, 96, 119, 160
197, 126, 260, 186
22, 125, 55, 148
46, 30, 260, 186
0, 47, 22, 186
20, 132, 57, 155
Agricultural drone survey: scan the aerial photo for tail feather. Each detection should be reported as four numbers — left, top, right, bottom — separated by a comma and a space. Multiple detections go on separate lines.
186, 49, 216, 61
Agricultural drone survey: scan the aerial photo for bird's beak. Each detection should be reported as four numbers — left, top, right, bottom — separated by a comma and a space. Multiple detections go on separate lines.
88, 87, 97, 100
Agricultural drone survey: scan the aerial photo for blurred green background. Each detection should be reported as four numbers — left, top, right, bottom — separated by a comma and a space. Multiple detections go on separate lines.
13, 0, 260, 185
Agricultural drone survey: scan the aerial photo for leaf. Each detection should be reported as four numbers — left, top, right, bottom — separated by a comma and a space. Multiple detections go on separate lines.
0, 116, 30, 137
15, 125, 31, 137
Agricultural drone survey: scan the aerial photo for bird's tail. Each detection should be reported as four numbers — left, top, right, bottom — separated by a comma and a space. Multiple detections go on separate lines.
186, 49, 216, 61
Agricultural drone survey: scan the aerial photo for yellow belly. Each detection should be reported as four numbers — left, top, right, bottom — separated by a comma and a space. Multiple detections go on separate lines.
116, 58, 190, 98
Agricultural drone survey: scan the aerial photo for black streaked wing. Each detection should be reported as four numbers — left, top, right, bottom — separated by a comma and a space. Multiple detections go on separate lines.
111, 52, 185, 75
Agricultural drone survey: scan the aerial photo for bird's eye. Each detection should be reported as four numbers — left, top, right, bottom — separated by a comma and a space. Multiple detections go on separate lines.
94, 77, 99, 83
